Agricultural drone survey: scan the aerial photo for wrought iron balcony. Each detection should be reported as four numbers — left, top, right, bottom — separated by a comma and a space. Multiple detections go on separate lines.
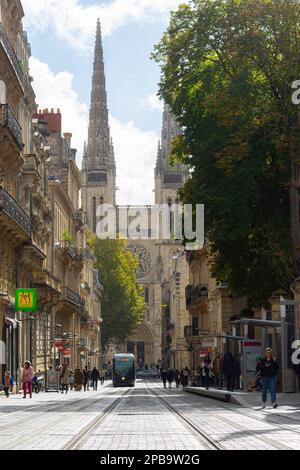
65, 287, 82, 307
0, 23, 24, 88
56, 241, 85, 265
0, 104, 23, 149
186, 283, 208, 308
0, 186, 31, 236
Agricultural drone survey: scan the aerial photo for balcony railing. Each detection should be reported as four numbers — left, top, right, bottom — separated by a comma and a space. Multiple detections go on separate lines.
57, 241, 85, 264
0, 23, 24, 88
186, 283, 208, 308
0, 104, 23, 149
0, 186, 31, 236
65, 287, 85, 308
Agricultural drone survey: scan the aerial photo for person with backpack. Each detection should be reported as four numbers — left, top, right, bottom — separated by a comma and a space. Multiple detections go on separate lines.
2, 371, 13, 398
258, 348, 279, 409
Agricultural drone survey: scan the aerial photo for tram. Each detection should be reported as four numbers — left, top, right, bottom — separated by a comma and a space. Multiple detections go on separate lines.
112, 353, 136, 387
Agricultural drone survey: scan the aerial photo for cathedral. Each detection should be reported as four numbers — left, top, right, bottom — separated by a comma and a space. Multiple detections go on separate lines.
82, 20, 189, 367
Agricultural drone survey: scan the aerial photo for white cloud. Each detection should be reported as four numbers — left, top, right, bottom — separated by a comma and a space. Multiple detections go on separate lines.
30, 56, 158, 205
140, 93, 164, 111
30, 57, 88, 158
110, 116, 157, 205
22, 0, 182, 52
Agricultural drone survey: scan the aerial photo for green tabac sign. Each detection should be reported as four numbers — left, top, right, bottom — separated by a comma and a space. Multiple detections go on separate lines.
15, 289, 37, 312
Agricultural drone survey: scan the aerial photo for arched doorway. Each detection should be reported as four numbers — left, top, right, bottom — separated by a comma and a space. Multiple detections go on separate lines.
126, 321, 155, 368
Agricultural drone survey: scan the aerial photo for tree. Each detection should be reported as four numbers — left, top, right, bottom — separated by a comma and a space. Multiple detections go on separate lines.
153, 0, 300, 303
90, 237, 145, 347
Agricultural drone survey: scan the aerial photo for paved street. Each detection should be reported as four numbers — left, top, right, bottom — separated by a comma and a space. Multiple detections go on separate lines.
1, 380, 300, 450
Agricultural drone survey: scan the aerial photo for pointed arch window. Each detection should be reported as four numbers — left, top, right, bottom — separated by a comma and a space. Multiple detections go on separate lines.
144, 287, 149, 304
92, 197, 97, 233
0, 81, 6, 104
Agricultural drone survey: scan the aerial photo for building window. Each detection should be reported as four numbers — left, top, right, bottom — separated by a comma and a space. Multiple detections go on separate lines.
192, 317, 199, 336
0, 81, 6, 104
92, 197, 96, 233
144, 287, 149, 304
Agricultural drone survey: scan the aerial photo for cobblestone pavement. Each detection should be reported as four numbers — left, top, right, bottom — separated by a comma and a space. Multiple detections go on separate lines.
1, 380, 300, 450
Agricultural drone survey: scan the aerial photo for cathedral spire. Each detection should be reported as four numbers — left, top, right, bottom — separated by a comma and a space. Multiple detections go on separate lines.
86, 18, 110, 172
155, 140, 162, 174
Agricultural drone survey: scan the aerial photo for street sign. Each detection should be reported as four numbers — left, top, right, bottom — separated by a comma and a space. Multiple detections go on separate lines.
15, 289, 37, 312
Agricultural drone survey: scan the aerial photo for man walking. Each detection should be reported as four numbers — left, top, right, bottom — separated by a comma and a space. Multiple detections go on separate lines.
167, 368, 174, 388
91, 367, 100, 390
222, 352, 235, 392
83, 366, 91, 391
161, 368, 167, 388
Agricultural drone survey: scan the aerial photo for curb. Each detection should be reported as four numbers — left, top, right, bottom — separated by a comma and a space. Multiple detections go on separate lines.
184, 387, 243, 405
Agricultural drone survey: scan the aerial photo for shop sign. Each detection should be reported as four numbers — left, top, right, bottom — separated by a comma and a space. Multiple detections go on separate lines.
15, 289, 37, 312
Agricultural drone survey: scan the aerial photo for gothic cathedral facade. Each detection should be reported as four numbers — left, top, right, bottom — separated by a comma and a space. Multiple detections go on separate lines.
82, 20, 189, 367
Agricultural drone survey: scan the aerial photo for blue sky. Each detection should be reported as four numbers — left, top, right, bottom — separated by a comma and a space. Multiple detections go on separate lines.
22, 0, 182, 204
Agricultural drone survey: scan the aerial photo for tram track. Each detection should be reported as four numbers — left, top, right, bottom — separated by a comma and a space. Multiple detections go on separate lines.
152, 382, 299, 450
144, 382, 224, 450
64, 388, 132, 450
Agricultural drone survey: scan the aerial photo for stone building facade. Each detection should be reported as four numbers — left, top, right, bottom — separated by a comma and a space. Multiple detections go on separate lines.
185, 247, 247, 369
0, 2, 102, 382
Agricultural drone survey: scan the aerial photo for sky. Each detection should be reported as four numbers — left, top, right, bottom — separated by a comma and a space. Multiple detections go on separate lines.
22, 0, 183, 204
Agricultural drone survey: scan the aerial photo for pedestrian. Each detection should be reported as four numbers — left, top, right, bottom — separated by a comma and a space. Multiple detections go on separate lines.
91, 367, 100, 390
233, 355, 241, 390
99, 368, 105, 386
293, 361, 300, 393
201, 355, 213, 390
160, 368, 167, 388
195, 366, 202, 387
60, 363, 70, 394
21, 361, 34, 399
2, 371, 13, 398
189, 368, 196, 387
166, 368, 174, 388
213, 353, 223, 389
175, 369, 181, 388
182, 366, 189, 387
74, 367, 84, 391
258, 348, 279, 409
222, 352, 235, 392
83, 366, 91, 391
69, 370, 75, 390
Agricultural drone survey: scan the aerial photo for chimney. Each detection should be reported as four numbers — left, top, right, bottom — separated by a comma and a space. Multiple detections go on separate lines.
35, 108, 62, 133
64, 132, 72, 147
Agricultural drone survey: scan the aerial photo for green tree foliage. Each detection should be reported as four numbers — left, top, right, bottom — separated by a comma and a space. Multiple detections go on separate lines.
153, 0, 300, 303
90, 237, 145, 346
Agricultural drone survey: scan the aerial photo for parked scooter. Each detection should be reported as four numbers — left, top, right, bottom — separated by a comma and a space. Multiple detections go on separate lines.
32, 374, 44, 393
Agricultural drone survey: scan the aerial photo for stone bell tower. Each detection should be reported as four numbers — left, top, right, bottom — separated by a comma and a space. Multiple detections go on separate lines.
81, 19, 116, 232
155, 104, 188, 205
